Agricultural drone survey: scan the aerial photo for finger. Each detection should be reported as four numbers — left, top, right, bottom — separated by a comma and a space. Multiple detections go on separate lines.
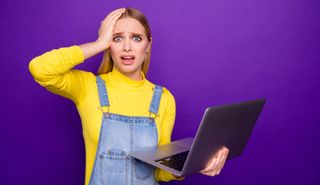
112, 10, 125, 23
103, 9, 125, 26
201, 147, 227, 175
104, 12, 124, 36
218, 148, 229, 165
218, 150, 228, 169
104, 10, 126, 32
202, 150, 224, 175
215, 149, 229, 175
200, 148, 230, 176
209, 150, 225, 175
106, 8, 125, 20
202, 155, 218, 173
209, 148, 227, 175
110, 8, 126, 19
99, 9, 124, 36
200, 169, 217, 177
220, 148, 229, 166
216, 169, 221, 175
102, 8, 125, 24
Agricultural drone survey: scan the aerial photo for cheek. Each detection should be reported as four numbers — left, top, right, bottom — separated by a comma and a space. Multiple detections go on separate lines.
135, 50, 147, 62
110, 41, 124, 49
134, 44, 148, 56
110, 44, 121, 56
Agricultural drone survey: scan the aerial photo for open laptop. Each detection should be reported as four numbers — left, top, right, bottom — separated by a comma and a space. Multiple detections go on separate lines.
130, 99, 266, 176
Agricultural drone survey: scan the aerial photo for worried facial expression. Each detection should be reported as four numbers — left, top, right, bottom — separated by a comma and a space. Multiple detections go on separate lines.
110, 18, 151, 79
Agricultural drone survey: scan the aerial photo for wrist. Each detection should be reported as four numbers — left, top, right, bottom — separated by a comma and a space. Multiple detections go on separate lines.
94, 39, 110, 50
79, 41, 108, 60
172, 173, 184, 180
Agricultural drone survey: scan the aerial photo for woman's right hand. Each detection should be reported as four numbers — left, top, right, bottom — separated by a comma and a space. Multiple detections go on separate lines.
96, 8, 126, 50
79, 8, 125, 60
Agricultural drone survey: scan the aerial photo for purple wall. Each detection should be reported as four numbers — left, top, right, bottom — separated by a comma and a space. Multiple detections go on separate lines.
1, 0, 319, 184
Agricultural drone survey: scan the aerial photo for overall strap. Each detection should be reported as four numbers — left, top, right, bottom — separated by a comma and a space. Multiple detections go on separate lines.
149, 85, 163, 116
96, 76, 110, 107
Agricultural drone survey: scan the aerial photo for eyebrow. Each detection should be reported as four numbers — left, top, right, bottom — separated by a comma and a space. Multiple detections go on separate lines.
113, 32, 144, 37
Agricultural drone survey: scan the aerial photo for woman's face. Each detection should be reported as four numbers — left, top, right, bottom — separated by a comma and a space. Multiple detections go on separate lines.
110, 17, 151, 79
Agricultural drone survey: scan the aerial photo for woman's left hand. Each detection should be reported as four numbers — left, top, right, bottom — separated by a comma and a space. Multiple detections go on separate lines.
200, 146, 229, 176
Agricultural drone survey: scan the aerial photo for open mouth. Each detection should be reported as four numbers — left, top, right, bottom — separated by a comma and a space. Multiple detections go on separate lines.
120, 55, 135, 65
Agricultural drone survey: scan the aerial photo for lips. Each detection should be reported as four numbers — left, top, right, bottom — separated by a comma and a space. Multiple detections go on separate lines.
120, 55, 135, 65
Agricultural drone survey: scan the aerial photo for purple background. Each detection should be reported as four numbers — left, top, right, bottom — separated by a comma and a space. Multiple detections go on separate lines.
1, 0, 319, 184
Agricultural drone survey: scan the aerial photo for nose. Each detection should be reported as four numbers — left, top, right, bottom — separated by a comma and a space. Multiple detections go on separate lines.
123, 37, 132, 52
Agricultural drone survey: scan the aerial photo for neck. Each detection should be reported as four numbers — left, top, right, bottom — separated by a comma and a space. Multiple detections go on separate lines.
113, 67, 143, 81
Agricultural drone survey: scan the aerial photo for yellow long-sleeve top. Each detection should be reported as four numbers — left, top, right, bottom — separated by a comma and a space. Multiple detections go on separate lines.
29, 45, 180, 185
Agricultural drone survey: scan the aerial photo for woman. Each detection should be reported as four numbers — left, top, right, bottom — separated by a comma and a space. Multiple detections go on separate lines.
29, 7, 229, 185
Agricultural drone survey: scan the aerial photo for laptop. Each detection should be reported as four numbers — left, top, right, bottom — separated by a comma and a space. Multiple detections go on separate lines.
130, 99, 266, 176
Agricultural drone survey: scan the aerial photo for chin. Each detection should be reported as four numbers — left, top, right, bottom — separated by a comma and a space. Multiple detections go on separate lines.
117, 65, 141, 75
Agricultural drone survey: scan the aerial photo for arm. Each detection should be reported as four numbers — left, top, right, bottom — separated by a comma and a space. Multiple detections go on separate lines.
79, 41, 106, 61
29, 8, 126, 104
154, 88, 229, 180
80, 8, 126, 60
28, 43, 103, 105
154, 88, 185, 182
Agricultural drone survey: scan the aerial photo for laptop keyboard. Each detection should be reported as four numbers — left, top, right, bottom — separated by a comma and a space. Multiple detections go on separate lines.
155, 151, 189, 171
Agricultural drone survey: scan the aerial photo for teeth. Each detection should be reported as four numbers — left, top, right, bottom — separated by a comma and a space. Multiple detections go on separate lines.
123, 56, 134, 59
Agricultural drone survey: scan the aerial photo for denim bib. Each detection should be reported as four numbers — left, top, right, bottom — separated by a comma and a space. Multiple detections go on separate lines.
89, 76, 162, 185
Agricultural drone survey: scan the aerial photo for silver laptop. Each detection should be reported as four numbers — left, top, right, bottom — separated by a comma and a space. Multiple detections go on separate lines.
130, 99, 266, 176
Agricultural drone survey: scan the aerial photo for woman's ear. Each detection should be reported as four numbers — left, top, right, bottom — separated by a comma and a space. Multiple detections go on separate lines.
146, 38, 152, 53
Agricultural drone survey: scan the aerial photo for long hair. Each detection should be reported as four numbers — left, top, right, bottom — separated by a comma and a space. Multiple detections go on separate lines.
97, 7, 152, 76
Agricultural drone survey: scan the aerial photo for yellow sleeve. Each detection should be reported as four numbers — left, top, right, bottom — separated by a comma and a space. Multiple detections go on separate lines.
155, 88, 185, 182
28, 45, 91, 105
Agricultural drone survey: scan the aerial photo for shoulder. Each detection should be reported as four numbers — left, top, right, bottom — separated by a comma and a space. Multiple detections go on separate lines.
155, 84, 176, 110
147, 80, 176, 105
70, 69, 96, 85
93, 73, 109, 83
162, 86, 175, 103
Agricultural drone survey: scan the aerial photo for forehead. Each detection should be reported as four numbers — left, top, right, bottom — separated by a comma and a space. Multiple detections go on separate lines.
113, 17, 146, 35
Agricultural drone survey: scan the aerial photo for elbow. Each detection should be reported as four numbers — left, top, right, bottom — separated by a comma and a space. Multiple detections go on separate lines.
28, 57, 46, 81
29, 57, 39, 79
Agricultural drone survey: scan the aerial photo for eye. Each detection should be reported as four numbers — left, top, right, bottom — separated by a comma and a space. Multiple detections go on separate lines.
133, 36, 142, 42
113, 36, 122, 42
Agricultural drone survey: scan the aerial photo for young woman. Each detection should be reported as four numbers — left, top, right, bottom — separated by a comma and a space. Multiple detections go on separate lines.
29, 7, 229, 185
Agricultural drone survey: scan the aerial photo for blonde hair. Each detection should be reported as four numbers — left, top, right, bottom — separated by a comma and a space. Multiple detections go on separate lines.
97, 7, 152, 76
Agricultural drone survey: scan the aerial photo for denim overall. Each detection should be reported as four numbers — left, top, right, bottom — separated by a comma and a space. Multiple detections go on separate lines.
89, 76, 162, 185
